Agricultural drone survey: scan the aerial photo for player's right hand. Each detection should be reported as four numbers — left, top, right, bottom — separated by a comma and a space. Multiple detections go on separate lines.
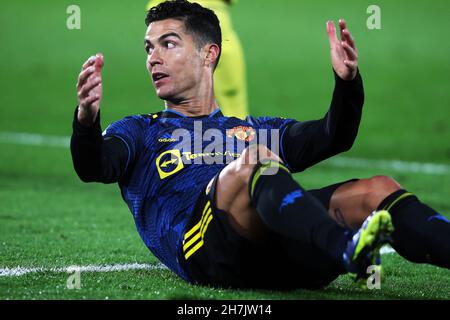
76, 53, 104, 126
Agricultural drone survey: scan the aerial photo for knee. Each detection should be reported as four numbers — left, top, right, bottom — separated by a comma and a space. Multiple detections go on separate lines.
233, 145, 282, 185
363, 175, 402, 210
369, 175, 402, 192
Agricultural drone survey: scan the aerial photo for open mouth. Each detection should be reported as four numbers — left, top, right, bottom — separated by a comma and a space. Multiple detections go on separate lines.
152, 72, 169, 82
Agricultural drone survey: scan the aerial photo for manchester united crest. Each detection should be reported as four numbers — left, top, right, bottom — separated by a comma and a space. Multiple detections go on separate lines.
226, 126, 256, 142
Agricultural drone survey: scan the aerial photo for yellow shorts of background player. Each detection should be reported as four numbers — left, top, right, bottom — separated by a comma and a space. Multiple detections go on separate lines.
146, 0, 249, 119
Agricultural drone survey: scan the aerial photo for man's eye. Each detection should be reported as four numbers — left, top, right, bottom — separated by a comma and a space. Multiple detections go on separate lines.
146, 46, 153, 54
167, 42, 175, 49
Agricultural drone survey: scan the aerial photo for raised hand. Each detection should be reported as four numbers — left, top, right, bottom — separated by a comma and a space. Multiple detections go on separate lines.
76, 53, 104, 126
326, 19, 358, 81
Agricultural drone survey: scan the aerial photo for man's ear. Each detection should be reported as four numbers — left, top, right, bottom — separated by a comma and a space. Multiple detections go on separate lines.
204, 44, 220, 68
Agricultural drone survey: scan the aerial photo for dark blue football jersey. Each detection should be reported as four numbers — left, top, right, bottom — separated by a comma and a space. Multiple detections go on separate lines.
102, 108, 295, 281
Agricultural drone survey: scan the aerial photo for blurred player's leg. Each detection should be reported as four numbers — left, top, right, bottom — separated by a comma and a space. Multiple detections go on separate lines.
146, 0, 249, 118
205, 1, 248, 119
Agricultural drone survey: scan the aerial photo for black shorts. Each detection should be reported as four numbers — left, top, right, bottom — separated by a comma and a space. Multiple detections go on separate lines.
180, 172, 357, 290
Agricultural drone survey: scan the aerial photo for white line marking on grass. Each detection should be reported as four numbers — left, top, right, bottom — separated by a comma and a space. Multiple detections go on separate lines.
1, 249, 397, 277
0, 132, 70, 148
1, 131, 449, 175
0, 263, 167, 277
324, 157, 450, 176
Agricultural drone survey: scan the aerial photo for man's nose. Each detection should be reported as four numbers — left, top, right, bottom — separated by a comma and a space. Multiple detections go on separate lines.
149, 48, 163, 67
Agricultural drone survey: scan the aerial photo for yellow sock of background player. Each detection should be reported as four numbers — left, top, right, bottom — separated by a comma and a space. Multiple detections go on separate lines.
146, 0, 249, 119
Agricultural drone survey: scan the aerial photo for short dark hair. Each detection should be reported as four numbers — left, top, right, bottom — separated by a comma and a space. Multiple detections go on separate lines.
145, 0, 222, 68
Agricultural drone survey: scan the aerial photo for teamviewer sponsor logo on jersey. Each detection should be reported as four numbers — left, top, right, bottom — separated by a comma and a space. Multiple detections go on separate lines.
163, 121, 280, 166
156, 149, 185, 179
154, 121, 281, 172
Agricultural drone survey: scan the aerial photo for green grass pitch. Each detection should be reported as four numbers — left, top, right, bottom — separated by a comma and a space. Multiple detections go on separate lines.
0, 0, 449, 299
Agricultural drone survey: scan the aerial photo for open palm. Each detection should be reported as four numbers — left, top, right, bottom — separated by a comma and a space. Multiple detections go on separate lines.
326, 19, 358, 81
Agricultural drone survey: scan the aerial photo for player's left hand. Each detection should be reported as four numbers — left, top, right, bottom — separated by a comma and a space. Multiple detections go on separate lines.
326, 19, 358, 81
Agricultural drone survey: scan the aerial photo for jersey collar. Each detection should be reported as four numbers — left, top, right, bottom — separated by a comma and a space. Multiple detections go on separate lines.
160, 108, 223, 119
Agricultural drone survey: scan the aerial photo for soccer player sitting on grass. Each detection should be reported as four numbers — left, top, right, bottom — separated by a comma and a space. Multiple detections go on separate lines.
71, 0, 450, 289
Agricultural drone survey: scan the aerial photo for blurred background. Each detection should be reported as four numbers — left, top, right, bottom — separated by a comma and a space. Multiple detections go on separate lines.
0, 0, 449, 299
